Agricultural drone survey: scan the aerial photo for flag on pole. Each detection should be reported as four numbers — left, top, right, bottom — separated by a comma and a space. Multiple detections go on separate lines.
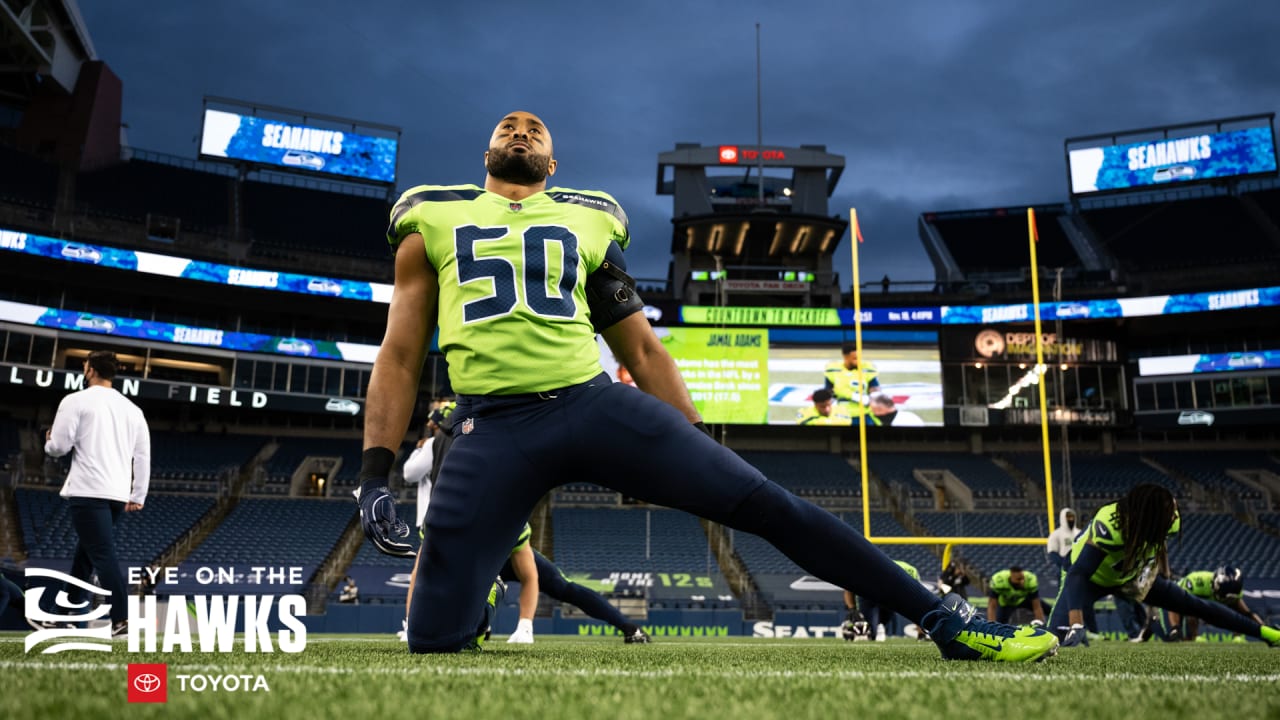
852, 210, 865, 243
1028, 207, 1039, 242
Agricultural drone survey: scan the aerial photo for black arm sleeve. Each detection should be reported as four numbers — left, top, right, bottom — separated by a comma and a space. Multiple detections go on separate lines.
585, 242, 644, 333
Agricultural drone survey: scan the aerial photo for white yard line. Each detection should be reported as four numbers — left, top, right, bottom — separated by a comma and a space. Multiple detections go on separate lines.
1, 660, 1276, 685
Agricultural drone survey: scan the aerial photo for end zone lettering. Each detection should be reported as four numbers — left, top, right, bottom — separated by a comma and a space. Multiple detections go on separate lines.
751, 621, 841, 638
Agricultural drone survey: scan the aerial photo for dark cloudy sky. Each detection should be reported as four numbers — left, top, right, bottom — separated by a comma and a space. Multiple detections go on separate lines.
79, 0, 1279, 288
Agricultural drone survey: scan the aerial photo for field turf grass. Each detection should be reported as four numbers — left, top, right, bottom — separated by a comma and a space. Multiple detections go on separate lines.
2, 633, 1277, 720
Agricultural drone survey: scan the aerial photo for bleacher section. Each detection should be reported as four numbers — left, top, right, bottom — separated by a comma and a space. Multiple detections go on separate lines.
185, 498, 353, 566
76, 158, 232, 232
733, 512, 938, 610
1149, 451, 1270, 501
0, 415, 19, 458
865, 453, 932, 500
551, 507, 732, 606
1246, 188, 1280, 236
1081, 196, 1277, 272
259, 437, 362, 495
1170, 513, 1280, 580
150, 431, 266, 493
1005, 452, 1183, 499
736, 451, 862, 497
915, 511, 1058, 586
242, 181, 388, 261
16, 488, 215, 562
928, 207, 1080, 274
1260, 513, 1280, 534
0, 144, 58, 208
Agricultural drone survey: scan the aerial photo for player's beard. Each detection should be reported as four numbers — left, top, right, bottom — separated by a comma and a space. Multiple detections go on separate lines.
487, 146, 551, 185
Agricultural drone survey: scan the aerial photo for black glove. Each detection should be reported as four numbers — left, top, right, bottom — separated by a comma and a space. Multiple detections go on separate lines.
354, 480, 415, 557
1059, 623, 1088, 647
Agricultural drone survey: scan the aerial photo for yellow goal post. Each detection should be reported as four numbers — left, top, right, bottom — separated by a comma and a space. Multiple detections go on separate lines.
849, 208, 1057, 570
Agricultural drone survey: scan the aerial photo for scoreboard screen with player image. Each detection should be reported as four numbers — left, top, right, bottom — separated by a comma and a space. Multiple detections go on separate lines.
597, 329, 943, 426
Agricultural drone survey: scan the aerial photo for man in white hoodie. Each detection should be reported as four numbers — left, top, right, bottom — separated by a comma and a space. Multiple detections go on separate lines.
1045, 507, 1081, 581
44, 350, 150, 637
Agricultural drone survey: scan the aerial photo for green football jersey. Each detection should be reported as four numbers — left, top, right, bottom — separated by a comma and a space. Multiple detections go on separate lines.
824, 360, 879, 403
1069, 501, 1178, 597
988, 569, 1039, 607
1180, 570, 1215, 600
388, 184, 630, 395
795, 405, 853, 426
894, 560, 919, 581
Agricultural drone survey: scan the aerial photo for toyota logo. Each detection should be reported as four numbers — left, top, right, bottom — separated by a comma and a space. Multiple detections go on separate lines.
718, 145, 739, 164
133, 674, 162, 693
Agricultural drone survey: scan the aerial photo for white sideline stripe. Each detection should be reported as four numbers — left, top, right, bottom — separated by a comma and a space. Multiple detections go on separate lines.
1, 661, 1277, 685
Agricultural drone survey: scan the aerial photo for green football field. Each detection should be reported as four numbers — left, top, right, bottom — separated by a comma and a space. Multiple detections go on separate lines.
2, 634, 1277, 720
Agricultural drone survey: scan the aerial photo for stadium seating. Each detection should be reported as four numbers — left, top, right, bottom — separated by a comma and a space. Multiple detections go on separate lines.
550, 507, 732, 606
1245, 187, 1280, 235
864, 453, 933, 501
732, 512, 937, 583
736, 451, 863, 496
241, 181, 389, 260
259, 437, 362, 494
149, 431, 266, 492
914, 511, 1058, 585
867, 452, 1024, 501
1081, 196, 1275, 272
1169, 513, 1280, 580
927, 207, 1081, 275
1147, 451, 1269, 500
16, 488, 215, 562
77, 157, 232, 233
0, 144, 59, 208
185, 498, 354, 565
552, 507, 719, 574
0, 415, 19, 458
1004, 452, 1183, 499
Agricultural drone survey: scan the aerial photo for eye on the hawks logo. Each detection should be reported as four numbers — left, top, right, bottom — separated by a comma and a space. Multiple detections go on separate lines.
128, 663, 168, 703
24, 568, 113, 654
974, 329, 1005, 358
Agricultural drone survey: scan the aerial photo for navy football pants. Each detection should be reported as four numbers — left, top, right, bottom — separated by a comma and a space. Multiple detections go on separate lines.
67, 497, 128, 624
1047, 575, 1262, 639
500, 550, 633, 631
407, 375, 940, 652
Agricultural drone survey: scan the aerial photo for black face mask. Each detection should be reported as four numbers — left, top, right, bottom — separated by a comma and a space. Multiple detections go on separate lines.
1067, 518, 1076, 530
878, 410, 898, 426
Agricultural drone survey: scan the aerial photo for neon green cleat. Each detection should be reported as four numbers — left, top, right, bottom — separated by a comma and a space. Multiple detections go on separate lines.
1261, 626, 1279, 648
923, 594, 1059, 662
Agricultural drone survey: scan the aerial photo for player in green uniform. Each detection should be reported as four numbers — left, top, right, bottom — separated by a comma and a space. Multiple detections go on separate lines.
796, 388, 853, 426
1164, 567, 1266, 642
987, 567, 1046, 625
355, 110, 1058, 661
823, 344, 880, 411
1048, 483, 1279, 647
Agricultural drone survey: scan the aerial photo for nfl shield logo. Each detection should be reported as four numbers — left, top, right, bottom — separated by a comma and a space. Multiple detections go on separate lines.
461, 418, 475, 435
509, 202, 522, 212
